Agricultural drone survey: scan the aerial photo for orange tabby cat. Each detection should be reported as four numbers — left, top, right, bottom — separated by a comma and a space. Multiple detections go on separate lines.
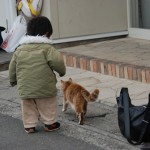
61, 78, 100, 125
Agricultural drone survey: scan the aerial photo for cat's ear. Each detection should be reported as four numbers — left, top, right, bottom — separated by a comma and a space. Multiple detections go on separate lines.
69, 78, 72, 82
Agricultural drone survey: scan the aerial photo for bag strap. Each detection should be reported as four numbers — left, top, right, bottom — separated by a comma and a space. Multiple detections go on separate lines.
122, 88, 150, 145
121, 88, 131, 143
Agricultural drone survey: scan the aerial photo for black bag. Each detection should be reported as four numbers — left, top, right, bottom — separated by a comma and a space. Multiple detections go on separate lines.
116, 87, 150, 145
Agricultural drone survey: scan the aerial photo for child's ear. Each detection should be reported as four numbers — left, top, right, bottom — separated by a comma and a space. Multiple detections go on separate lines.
45, 32, 50, 38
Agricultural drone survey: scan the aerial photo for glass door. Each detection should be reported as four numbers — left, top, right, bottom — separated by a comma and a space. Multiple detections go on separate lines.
128, 0, 150, 39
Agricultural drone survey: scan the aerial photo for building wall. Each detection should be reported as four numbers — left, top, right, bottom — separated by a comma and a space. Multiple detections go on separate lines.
0, 3, 7, 28
42, 0, 128, 40
0, 0, 128, 42
0, 0, 17, 31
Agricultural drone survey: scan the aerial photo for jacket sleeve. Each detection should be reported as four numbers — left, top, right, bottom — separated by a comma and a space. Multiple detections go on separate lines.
9, 53, 17, 82
47, 47, 66, 77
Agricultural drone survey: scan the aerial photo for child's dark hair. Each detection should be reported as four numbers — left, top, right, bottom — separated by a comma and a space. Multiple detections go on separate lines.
27, 16, 53, 38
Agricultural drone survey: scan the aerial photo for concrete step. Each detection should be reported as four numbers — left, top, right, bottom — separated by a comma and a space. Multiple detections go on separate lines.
58, 37, 150, 84
0, 50, 12, 71
60, 51, 150, 84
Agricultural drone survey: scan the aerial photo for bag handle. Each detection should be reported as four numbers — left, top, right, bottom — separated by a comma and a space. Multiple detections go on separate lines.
138, 93, 150, 143
122, 88, 150, 145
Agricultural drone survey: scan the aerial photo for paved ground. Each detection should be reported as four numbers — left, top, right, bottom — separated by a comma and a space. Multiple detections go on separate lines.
1, 67, 149, 150
0, 113, 100, 150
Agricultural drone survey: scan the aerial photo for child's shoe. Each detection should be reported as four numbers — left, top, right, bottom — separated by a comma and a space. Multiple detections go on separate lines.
25, 127, 36, 134
44, 122, 60, 132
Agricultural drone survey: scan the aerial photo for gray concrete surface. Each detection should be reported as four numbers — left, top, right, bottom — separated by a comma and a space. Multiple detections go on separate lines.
0, 51, 12, 64
59, 37, 150, 67
0, 51, 12, 71
1, 67, 149, 150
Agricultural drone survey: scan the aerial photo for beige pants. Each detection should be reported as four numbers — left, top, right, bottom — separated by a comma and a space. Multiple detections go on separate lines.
21, 97, 57, 128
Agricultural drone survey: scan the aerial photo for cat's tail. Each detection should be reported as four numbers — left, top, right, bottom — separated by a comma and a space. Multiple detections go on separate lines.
81, 89, 99, 102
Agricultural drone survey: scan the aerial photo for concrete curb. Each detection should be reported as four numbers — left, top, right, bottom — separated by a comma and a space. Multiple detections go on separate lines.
61, 52, 150, 84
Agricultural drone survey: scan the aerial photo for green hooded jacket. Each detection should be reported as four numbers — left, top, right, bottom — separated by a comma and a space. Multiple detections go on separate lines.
9, 36, 66, 99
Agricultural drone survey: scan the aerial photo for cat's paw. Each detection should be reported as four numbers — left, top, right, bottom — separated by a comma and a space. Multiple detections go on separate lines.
78, 121, 84, 125
62, 108, 66, 112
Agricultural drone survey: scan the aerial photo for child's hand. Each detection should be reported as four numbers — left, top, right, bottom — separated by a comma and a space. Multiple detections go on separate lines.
10, 81, 17, 87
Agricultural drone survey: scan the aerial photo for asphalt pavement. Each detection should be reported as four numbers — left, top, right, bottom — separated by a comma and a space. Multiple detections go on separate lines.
1, 66, 149, 150
0, 112, 103, 150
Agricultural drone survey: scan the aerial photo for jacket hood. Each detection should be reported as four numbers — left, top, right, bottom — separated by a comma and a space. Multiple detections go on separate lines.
19, 35, 52, 45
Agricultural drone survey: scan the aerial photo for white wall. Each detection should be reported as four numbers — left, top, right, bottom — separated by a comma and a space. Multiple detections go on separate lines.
47, 0, 128, 43
0, 0, 17, 39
